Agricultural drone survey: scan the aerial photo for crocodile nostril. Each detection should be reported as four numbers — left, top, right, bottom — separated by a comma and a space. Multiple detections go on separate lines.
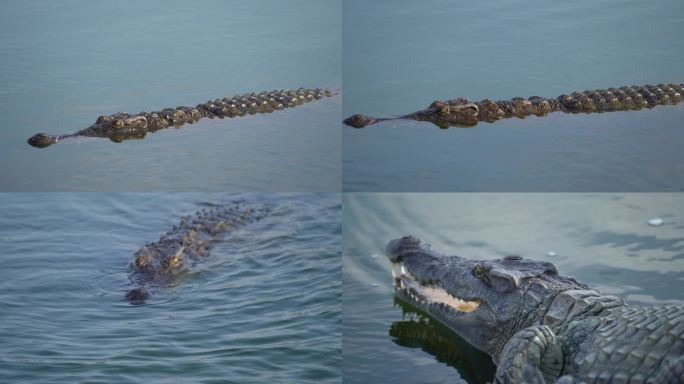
343, 114, 374, 128
125, 288, 149, 303
386, 236, 424, 262
27, 133, 58, 148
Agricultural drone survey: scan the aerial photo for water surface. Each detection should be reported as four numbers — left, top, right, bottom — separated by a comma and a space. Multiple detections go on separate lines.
343, 0, 684, 191
343, 193, 684, 383
0, 0, 341, 191
0, 193, 341, 383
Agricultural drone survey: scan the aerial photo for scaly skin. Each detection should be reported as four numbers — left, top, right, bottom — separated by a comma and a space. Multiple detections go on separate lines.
125, 203, 265, 304
344, 83, 683, 128
28, 87, 334, 148
386, 236, 684, 383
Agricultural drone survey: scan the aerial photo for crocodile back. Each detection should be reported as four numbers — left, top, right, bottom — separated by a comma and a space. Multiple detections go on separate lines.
561, 304, 684, 381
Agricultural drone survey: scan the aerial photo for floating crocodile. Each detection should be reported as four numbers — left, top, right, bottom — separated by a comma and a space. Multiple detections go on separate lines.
28, 87, 334, 148
386, 236, 684, 383
125, 203, 264, 303
344, 83, 683, 128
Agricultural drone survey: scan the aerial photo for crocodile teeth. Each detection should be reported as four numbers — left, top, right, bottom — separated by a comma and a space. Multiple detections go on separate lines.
393, 262, 480, 313
420, 284, 480, 313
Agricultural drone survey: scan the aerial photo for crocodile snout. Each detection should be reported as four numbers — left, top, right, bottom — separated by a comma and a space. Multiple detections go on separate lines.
125, 287, 150, 304
343, 114, 376, 128
27, 133, 58, 148
386, 235, 425, 262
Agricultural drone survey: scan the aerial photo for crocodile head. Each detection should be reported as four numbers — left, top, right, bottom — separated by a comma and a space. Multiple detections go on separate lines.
343, 114, 380, 128
27, 133, 58, 148
382, 98, 480, 128
386, 236, 588, 357
95, 114, 149, 143
342, 98, 480, 128
424, 99, 479, 127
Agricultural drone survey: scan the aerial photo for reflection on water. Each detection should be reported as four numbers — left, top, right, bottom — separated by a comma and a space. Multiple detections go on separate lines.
390, 298, 496, 384
343, 193, 684, 383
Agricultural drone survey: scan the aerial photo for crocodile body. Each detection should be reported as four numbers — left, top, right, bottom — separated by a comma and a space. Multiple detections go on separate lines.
386, 236, 684, 383
344, 83, 683, 128
125, 203, 263, 303
28, 87, 334, 148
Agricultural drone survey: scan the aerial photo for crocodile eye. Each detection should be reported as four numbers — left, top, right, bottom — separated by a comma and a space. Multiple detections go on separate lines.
429, 101, 450, 116
473, 264, 486, 277
135, 255, 148, 267
113, 119, 125, 129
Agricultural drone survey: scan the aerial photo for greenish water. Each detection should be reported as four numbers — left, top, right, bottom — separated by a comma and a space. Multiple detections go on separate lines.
343, 193, 684, 383
0, 0, 341, 191
343, 0, 684, 192
0, 193, 341, 383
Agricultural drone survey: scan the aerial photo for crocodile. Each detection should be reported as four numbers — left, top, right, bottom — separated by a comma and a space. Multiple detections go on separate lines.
344, 83, 683, 128
125, 203, 264, 304
386, 235, 684, 383
28, 87, 334, 148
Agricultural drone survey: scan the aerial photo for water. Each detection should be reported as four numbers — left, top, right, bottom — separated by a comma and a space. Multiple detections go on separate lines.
0, 193, 341, 383
343, 193, 684, 383
343, 0, 684, 192
0, 0, 341, 191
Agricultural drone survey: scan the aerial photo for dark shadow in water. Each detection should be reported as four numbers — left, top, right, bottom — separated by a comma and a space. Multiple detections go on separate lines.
389, 297, 496, 384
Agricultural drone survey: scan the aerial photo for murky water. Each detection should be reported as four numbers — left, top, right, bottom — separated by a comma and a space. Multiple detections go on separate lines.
0, 193, 341, 383
343, 0, 684, 192
343, 193, 684, 383
0, 0, 341, 191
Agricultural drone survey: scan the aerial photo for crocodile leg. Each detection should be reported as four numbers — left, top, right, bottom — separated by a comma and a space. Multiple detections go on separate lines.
494, 325, 564, 384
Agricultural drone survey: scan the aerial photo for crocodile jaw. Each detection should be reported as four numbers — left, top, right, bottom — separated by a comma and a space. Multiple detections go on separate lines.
27, 133, 58, 148
392, 262, 481, 313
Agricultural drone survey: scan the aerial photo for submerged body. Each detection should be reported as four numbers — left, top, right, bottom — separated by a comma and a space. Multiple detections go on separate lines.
28, 87, 334, 148
125, 203, 263, 303
344, 83, 683, 128
386, 236, 684, 383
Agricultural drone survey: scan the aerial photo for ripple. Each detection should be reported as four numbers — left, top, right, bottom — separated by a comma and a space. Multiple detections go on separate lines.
0, 193, 341, 383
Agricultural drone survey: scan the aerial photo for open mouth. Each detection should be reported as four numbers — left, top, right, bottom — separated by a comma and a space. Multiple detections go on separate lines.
392, 262, 480, 313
